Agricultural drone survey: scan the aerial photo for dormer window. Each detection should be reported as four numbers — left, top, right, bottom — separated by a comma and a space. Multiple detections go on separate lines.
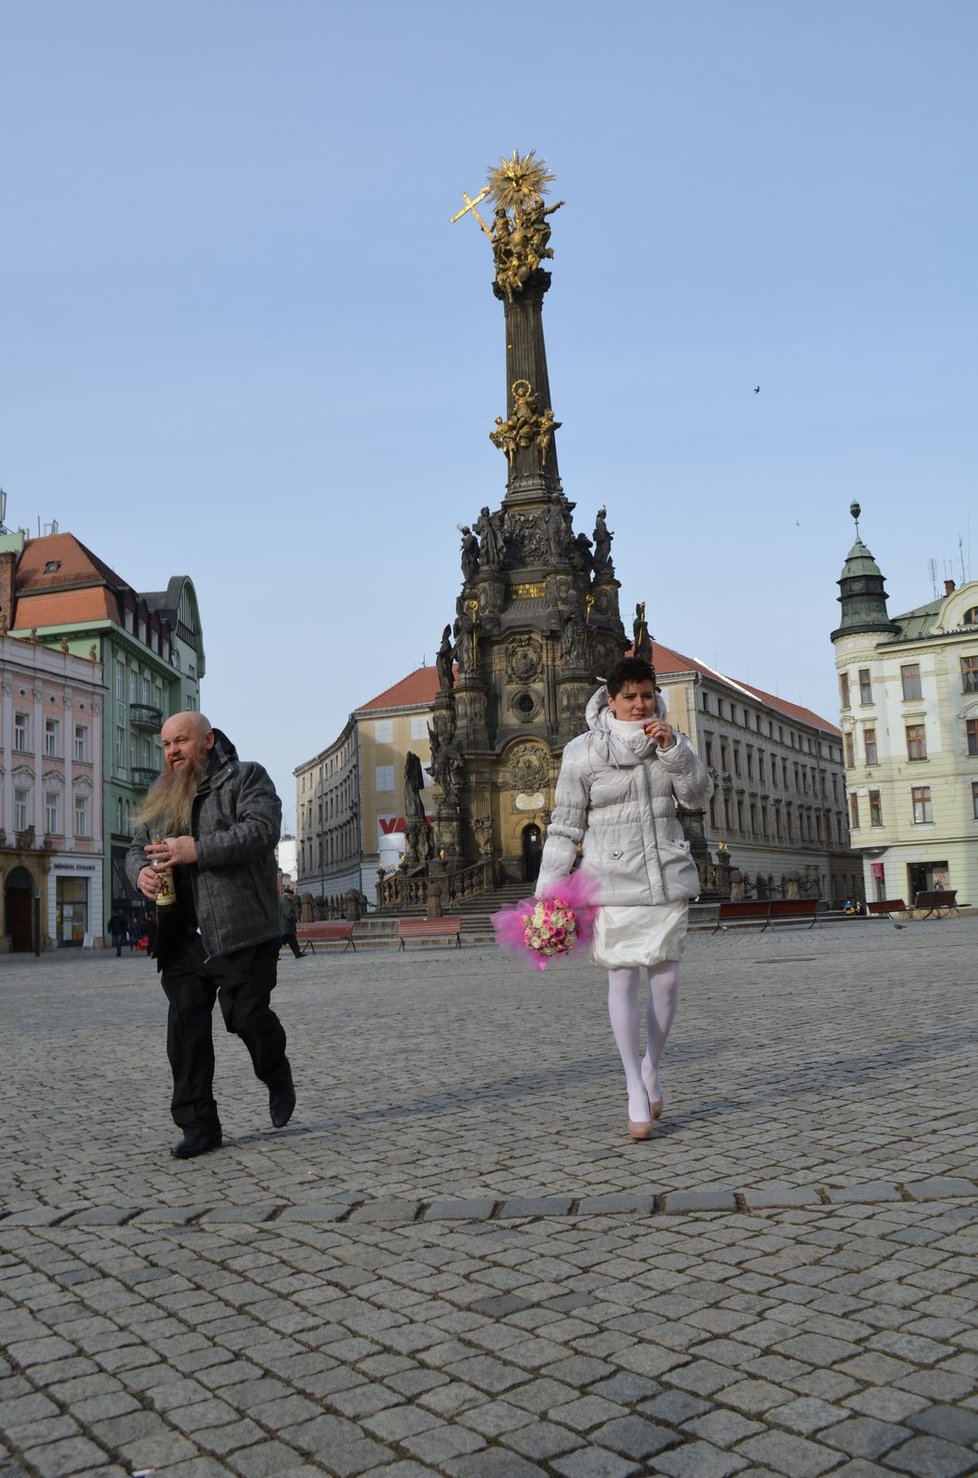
963, 606, 978, 625
44, 560, 61, 573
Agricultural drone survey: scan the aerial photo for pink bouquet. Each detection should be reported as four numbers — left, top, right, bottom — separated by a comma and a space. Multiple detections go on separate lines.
491, 868, 599, 972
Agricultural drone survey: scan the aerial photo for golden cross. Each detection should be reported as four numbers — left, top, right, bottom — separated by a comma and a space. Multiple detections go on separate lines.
451, 186, 492, 235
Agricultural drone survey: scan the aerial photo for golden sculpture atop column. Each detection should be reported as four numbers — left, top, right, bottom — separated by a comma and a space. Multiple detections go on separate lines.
452, 150, 564, 299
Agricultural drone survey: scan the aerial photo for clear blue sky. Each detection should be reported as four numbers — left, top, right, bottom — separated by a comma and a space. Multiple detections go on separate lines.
3, 1, 975, 828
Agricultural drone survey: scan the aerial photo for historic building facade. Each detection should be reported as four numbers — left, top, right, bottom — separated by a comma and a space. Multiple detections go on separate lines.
832, 509, 978, 906
294, 669, 436, 907
0, 631, 105, 950
653, 642, 856, 904
0, 529, 203, 925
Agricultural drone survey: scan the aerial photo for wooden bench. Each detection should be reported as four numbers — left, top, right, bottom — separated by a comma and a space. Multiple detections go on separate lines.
296, 921, 356, 954
714, 898, 820, 932
397, 915, 462, 950
866, 899, 907, 918
913, 889, 960, 919
767, 898, 820, 929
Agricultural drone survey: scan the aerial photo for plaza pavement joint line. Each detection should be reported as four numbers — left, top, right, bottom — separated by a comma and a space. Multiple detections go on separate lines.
2, 1176, 977, 1229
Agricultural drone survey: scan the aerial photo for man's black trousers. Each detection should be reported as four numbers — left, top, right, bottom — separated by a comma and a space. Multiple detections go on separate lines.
160, 934, 289, 1131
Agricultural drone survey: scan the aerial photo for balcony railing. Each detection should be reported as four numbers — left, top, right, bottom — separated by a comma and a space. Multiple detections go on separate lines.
130, 703, 163, 730
131, 766, 160, 789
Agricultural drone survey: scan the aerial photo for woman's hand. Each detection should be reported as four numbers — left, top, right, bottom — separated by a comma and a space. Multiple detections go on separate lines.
642, 719, 676, 749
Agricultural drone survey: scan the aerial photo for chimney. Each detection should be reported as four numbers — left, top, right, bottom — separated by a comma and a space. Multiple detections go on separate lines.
0, 550, 16, 627
944, 578, 956, 595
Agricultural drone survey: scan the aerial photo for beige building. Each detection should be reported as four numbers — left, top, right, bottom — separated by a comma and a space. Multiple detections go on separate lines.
294, 668, 438, 905
653, 641, 857, 904
832, 520, 978, 906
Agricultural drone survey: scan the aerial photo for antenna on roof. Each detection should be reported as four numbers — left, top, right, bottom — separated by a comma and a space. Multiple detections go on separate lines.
0, 489, 7, 534
928, 558, 938, 600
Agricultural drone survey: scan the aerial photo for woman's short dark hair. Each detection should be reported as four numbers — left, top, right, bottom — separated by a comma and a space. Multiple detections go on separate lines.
606, 657, 657, 697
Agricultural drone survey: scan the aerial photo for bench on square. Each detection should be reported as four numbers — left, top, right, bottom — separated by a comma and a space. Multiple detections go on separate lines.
866, 899, 907, 918
913, 889, 960, 919
296, 921, 356, 954
397, 915, 463, 950
714, 898, 820, 933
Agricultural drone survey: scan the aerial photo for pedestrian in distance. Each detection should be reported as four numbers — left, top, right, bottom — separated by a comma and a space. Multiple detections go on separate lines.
107, 911, 127, 957
279, 886, 303, 959
535, 657, 713, 1141
127, 711, 296, 1159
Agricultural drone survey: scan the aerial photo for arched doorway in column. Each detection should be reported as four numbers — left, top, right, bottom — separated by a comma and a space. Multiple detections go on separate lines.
521, 823, 542, 883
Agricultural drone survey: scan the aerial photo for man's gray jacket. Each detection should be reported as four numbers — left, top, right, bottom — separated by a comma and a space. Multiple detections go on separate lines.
126, 728, 282, 960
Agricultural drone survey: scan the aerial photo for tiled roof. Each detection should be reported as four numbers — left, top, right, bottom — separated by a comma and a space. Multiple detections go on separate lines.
12, 588, 119, 628
651, 640, 839, 736
357, 667, 441, 713
14, 532, 128, 593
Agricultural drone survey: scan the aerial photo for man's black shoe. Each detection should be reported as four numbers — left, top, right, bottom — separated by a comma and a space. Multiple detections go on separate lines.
170, 1127, 222, 1159
269, 1081, 296, 1129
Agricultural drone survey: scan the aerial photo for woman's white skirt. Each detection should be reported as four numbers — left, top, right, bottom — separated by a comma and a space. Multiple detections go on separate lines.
591, 899, 689, 969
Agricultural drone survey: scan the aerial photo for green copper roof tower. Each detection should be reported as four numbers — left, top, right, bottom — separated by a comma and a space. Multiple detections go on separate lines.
831, 502, 900, 642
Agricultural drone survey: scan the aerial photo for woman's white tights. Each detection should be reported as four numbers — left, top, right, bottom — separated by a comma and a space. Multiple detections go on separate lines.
607, 962, 680, 1122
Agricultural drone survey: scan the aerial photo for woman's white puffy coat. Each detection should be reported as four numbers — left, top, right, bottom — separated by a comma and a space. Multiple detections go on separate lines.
536, 687, 714, 905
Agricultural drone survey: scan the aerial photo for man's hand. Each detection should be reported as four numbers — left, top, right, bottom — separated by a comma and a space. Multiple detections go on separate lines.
136, 866, 160, 900
145, 836, 198, 868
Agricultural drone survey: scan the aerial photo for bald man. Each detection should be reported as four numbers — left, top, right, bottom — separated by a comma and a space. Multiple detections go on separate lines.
127, 712, 296, 1159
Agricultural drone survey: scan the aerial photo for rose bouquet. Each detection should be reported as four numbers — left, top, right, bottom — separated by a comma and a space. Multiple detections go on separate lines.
491, 868, 599, 972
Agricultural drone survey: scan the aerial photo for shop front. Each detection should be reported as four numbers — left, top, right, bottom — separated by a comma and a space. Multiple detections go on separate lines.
50, 858, 103, 949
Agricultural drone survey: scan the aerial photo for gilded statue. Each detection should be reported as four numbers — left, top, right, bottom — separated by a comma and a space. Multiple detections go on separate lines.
453, 150, 565, 300
489, 379, 561, 469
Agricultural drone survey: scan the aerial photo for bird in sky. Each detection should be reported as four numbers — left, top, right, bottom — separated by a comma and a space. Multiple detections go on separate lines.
753, 385, 761, 394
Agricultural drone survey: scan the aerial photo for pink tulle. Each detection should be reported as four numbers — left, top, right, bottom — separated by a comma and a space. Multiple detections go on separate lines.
491, 868, 600, 972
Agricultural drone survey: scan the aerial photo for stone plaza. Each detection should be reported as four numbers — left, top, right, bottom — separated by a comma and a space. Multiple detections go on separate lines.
2, 917, 977, 1477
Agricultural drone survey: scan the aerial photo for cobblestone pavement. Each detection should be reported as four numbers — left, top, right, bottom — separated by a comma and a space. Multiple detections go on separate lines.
1, 919, 976, 1477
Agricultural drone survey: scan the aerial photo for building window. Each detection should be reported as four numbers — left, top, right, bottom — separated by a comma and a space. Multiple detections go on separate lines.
849, 793, 859, 829
75, 795, 89, 837
973, 781, 978, 819
410, 717, 428, 740
115, 726, 126, 768
14, 712, 30, 752
864, 728, 878, 766
44, 717, 60, 756
901, 663, 922, 700
839, 671, 850, 707
115, 661, 125, 698
74, 723, 88, 761
967, 719, 978, 757
844, 733, 854, 768
961, 656, 978, 694
375, 765, 394, 792
858, 669, 873, 703
704, 735, 713, 767
911, 786, 932, 824
869, 790, 883, 826
963, 607, 978, 626
374, 720, 394, 742
906, 724, 927, 761
45, 792, 61, 835
14, 788, 29, 833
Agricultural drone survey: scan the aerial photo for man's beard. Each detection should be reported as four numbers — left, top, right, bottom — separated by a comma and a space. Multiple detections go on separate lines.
137, 753, 206, 836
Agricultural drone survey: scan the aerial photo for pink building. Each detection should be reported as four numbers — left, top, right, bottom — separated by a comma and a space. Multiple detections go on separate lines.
0, 632, 105, 951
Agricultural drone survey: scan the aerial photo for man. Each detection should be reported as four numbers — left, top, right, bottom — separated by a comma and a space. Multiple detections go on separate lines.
107, 910, 127, 957
127, 712, 296, 1159
279, 887, 303, 959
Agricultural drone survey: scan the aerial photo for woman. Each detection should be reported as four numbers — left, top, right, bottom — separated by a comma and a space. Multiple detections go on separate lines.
536, 657, 713, 1140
